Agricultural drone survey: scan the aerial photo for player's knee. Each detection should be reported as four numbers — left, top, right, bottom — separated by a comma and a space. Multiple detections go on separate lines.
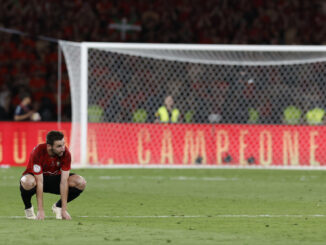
77, 176, 87, 190
20, 175, 36, 190
70, 175, 86, 190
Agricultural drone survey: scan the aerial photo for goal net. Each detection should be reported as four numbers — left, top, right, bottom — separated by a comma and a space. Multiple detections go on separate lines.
60, 41, 326, 168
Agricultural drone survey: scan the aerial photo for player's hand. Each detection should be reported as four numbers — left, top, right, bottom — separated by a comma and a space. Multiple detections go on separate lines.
27, 110, 35, 117
61, 210, 71, 220
36, 210, 45, 220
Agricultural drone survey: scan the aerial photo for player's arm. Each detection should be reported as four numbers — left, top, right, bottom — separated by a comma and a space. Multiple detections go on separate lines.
60, 170, 71, 220
14, 110, 34, 121
34, 173, 45, 220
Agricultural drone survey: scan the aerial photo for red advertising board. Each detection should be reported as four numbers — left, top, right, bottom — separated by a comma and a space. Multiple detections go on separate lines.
0, 122, 71, 167
1, 122, 326, 167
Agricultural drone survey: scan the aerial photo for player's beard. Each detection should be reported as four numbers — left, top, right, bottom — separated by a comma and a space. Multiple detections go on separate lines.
56, 151, 64, 157
51, 147, 64, 157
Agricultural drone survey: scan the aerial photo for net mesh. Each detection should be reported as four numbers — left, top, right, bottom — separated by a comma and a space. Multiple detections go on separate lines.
87, 47, 326, 124
60, 42, 326, 166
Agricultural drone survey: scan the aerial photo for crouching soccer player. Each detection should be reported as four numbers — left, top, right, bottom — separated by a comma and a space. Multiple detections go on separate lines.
19, 130, 86, 220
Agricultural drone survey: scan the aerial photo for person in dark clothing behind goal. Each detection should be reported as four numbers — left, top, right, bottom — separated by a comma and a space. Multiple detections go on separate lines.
19, 130, 86, 220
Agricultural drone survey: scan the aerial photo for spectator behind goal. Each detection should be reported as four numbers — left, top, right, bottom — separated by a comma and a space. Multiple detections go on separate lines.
14, 92, 41, 121
155, 95, 180, 123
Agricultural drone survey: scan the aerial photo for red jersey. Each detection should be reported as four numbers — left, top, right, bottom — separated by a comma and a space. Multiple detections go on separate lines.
23, 143, 71, 176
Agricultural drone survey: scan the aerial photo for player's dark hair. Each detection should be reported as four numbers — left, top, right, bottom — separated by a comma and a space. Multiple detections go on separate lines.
46, 131, 64, 145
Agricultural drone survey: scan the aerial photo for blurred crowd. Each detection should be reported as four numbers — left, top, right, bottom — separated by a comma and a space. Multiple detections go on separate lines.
0, 0, 325, 122
1, 0, 325, 43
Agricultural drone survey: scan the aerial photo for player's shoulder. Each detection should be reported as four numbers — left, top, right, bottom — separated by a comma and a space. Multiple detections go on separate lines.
64, 146, 72, 157
32, 143, 47, 155
64, 145, 71, 153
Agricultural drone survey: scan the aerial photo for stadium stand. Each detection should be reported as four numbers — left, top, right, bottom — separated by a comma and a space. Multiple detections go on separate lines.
0, 0, 325, 122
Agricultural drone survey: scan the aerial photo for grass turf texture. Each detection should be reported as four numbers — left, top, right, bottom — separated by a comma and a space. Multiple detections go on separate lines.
1, 167, 326, 244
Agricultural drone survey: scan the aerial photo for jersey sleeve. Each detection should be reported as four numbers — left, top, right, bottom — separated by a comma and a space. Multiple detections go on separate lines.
29, 146, 43, 175
61, 147, 71, 171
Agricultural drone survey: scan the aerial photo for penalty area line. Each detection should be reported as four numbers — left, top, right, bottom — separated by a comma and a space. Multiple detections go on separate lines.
1, 214, 326, 219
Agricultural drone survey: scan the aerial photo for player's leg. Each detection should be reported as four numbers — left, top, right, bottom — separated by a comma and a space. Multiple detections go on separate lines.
20, 174, 37, 219
68, 174, 87, 190
55, 174, 86, 208
51, 174, 86, 219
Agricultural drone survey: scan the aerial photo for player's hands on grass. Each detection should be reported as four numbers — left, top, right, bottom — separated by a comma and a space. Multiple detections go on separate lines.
61, 210, 71, 220
36, 210, 45, 220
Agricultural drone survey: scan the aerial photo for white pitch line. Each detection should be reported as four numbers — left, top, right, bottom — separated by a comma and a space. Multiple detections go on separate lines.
1, 214, 325, 219
77, 215, 326, 218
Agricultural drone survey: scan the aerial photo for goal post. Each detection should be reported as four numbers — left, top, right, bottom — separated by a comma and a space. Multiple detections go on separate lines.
59, 41, 326, 168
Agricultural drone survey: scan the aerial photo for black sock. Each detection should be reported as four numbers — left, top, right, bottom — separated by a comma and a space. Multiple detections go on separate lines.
56, 187, 83, 208
20, 184, 36, 210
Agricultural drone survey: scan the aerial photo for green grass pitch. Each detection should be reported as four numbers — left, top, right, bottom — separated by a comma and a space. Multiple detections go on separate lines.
1, 167, 326, 244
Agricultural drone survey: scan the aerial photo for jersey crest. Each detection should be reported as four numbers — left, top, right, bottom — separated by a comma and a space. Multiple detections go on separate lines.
33, 164, 41, 173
